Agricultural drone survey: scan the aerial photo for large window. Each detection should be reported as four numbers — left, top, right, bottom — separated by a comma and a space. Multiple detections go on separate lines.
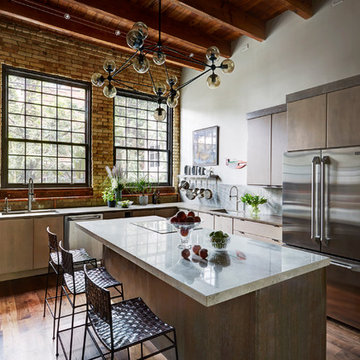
114, 90, 172, 185
2, 66, 91, 187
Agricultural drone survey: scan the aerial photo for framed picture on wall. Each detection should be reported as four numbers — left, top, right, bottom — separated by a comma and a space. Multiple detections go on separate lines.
193, 126, 219, 166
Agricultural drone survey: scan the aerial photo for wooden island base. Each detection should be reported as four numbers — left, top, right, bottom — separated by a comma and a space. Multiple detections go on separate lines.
104, 247, 326, 360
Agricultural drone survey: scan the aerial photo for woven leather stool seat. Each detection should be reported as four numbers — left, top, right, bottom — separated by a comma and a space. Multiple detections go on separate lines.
50, 248, 94, 267
63, 267, 121, 295
89, 297, 173, 351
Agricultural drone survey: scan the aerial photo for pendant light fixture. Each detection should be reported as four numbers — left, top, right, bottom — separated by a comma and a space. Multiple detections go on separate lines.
91, 0, 235, 120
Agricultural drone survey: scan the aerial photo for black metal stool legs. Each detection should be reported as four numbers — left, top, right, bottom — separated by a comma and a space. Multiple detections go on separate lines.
43, 262, 51, 318
56, 280, 64, 357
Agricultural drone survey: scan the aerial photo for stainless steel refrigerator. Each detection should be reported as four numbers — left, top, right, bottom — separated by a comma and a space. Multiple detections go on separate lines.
283, 147, 360, 330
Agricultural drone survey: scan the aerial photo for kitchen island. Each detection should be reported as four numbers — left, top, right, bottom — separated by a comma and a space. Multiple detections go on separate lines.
76, 216, 329, 360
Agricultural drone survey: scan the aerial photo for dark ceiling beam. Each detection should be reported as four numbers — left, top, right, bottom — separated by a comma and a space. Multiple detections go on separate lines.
280, 0, 313, 19
73, 0, 232, 58
0, 0, 205, 70
171, 0, 266, 41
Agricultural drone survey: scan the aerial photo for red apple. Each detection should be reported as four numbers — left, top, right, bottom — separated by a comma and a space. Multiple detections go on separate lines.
199, 248, 208, 259
181, 249, 190, 259
170, 217, 178, 224
192, 244, 201, 255
188, 211, 195, 218
194, 216, 201, 223
186, 216, 195, 223
177, 211, 186, 222
180, 227, 189, 237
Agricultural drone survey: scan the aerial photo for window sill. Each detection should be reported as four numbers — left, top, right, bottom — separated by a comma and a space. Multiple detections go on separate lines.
0, 187, 93, 200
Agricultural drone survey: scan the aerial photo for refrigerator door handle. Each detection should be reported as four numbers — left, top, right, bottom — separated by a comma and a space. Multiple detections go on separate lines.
330, 260, 360, 272
320, 156, 330, 244
311, 156, 321, 241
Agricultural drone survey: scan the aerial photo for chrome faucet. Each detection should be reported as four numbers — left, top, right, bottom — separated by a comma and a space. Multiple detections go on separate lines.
28, 177, 35, 212
3, 197, 10, 213
229, 186, 242, 212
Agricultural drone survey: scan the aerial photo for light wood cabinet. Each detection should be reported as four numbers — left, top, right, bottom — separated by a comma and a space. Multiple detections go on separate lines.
287, 95, 326, 151
327, 86, 360, 148
33, 216, 64, 269
247, 111, 287, 186
213, 215, 233, 234
0, 218, 34, 274
198, 212, 214, 230
271, 112, 288, 186
233, 218, 282, 244
247, 115, 271, 185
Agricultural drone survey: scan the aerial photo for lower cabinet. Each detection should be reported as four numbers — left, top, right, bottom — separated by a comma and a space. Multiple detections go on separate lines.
233, 218, 282, 245
33, 216, 64, 269
154, 207, 178, 218
0, 218, 34, 274
198, 212, 214, 230
213, 215, 233, 234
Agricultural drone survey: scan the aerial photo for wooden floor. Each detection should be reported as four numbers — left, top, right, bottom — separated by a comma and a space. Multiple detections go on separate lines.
0, 275, 359, 360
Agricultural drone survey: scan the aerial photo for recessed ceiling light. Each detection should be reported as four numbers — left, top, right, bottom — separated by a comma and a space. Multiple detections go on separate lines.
64, 13, 71, 20
115, 30, 121, 36
189, 53, 194, 58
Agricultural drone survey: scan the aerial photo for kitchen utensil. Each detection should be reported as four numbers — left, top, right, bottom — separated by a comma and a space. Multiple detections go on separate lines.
204, 189, 213, 200
179, 180, 190, 190
186, 188, 196, 200
198, 188, 205, 198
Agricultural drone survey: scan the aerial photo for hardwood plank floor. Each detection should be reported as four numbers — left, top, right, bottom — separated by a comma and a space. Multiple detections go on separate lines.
0, 275, 359, 359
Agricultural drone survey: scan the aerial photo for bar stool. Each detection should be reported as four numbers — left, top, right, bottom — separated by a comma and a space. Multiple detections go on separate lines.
56, 242, 124, 360
82, 264, 179, 360
43, 227, 97, 339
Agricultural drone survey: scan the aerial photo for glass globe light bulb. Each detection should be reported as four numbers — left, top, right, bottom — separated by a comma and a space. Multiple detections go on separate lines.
103, 59, 116, 73
126, 29, 144, 50
103, 83, 117, 98
133, 55, 150, 74
221, 59, 235, 74
91, 73, 104, 87
153, 107, 167, 121
206, 46, 220, 62
166, 74, 178, 86
153, 51, 166, 65
207, 73, 221, 89
132, 21, 148, 39
153, 81, 167, 96
167, 96, 178, 108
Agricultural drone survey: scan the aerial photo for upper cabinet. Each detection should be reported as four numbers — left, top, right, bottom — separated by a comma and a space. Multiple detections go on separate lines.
247, 106, 287, 186
287, 76, 360, 151
287, 95, 326, 151
247, 115, 271, 185
327, 85, 360, 148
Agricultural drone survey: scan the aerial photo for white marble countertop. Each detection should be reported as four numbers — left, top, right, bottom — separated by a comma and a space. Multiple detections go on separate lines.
76, 216, 329, 307
0, 201, 282, 226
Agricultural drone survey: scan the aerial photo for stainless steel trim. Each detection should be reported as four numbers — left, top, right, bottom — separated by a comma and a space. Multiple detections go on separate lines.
330, 260, 360, 272
68, 214, 102, 221
311, 156, 321, 241
321, 156, 330, 244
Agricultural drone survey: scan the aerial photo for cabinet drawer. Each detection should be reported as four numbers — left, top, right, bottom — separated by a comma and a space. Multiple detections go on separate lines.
234, 230, 281, 246
155, 207, 178, 218
233, 219, 282, 241
213, 215, 233, 234
198, 212, 214, 230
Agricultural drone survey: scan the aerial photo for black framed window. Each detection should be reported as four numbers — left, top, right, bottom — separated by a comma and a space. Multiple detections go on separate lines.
2, 66, 91, 187
114, 90, 172, 185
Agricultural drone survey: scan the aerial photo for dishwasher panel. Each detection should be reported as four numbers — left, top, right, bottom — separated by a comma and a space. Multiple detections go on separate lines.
65, 213, 103, 260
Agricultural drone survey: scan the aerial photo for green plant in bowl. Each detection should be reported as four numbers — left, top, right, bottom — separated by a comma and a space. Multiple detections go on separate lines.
209, 230, 230, 249
119, 200, 132, 208
240, 193, 267, 217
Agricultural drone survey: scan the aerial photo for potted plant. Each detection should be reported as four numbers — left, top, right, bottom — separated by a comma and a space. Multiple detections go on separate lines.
105, 164, 127, 202
240, 193, 267, 217
102, 187, 116, 207
133, 177, 151, 205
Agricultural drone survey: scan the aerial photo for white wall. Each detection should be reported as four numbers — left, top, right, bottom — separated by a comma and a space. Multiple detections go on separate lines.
180, 0, 360, 185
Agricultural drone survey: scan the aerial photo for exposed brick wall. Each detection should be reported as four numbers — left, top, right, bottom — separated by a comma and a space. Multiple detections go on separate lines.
0, 18, 181, 208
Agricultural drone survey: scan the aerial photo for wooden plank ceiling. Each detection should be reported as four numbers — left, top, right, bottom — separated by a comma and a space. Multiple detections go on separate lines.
0, 0, 313, 70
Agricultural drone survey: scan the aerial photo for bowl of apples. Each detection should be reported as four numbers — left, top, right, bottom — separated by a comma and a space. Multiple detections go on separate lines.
170, 211, 201, 249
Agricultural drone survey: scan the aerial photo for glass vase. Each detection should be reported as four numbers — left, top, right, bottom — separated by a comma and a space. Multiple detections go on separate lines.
115, 188, 122, 202
250, 205, 260, 218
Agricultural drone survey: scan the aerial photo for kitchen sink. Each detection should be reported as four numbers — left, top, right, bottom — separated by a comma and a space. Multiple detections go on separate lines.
211, 209, 244, 217
1, 209, 58, 215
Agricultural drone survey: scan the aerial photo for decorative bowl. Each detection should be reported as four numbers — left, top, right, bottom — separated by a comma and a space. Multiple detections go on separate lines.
170, 220, 201, 249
